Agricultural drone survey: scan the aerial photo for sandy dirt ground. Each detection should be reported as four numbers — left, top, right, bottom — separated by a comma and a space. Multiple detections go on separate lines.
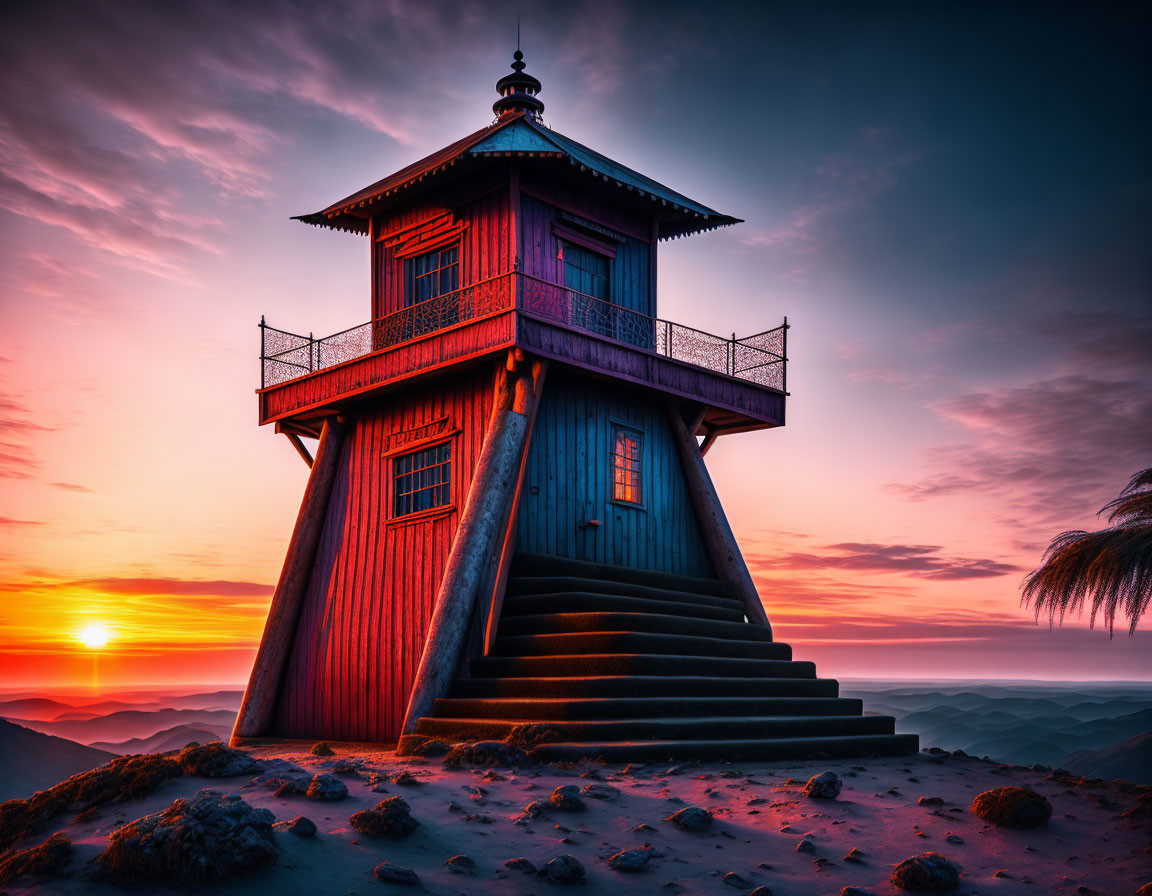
6, 744, 1151, 895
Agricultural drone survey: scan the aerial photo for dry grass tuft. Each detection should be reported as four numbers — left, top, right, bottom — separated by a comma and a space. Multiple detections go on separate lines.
0, 833, 72, 885
0, 754, 180, 854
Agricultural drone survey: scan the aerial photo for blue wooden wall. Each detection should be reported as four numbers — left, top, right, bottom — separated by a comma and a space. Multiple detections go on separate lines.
515, 369, 713, 577
519, 193, 652, 316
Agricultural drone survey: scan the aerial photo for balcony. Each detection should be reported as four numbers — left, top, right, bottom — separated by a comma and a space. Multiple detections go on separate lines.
258, 271, 787, 429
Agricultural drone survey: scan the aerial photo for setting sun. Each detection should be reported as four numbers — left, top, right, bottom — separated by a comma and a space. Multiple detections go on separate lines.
78, 623, 111, 650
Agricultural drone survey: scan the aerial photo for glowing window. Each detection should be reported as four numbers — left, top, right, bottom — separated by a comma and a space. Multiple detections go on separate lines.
611, 425, 643, 505
393, 442, 451, 517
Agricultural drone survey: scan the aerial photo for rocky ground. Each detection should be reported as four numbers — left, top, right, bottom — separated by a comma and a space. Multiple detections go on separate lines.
1, 741, 1149, 895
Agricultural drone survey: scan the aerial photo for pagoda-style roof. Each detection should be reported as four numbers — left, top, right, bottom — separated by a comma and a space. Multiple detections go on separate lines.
293, 112, 742, 241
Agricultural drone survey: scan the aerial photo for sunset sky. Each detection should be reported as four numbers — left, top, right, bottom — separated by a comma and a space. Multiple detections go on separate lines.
1, 0, 1149, 689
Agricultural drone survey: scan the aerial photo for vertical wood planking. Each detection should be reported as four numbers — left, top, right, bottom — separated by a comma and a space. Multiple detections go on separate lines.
373, 186, 512, 317
272, 364, 498, 742
519, 193, 652, 316
515, 369, 712, 577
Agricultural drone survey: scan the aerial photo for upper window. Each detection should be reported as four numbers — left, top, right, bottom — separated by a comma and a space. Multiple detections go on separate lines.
393, 441, 452, 517
407, 245, 459, 307
561, 241, 609, 301
611, 424, 643, 505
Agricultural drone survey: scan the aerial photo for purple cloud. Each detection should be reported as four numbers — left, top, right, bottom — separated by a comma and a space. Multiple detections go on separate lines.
752, 541, 1020, 580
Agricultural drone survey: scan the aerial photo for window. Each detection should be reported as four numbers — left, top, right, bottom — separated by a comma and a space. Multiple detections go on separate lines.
406, 245, 459, 307
562, 241, 609, 300
611, 425, 643, 505
562, 241, 612, 338
393, 442, 452, 517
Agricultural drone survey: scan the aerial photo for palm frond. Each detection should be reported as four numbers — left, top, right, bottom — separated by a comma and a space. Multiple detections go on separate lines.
1101, 467, 1152, 525
1021, 523, 1152, 636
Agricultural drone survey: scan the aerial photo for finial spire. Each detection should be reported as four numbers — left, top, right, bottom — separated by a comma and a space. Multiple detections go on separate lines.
493, 47, 544, 121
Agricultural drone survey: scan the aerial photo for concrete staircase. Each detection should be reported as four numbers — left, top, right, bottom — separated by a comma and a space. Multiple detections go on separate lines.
412, 553, 918, 761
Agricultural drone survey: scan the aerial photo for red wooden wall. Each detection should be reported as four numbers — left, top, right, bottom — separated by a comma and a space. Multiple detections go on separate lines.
273, 363, 498, 742
372, 177, 513, 319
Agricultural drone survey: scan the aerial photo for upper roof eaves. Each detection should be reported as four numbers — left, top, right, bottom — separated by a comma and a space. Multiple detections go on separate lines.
293, 114, 741, 240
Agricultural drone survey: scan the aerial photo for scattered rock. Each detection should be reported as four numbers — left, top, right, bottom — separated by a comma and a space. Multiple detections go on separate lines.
443, 741, 527, 769
327, 760, 361, 778
632, 822, 656, 833
0, 754, 180, 853
843, 847, 865, 863
944, 835, 963, 845
971, 787, 1052, 828
0, 833, 72, 886
176, 742, 263, 778
284, 816, 317, 838
390, 771, 420, 786
917, 796, 945, 807
373, 860, 419, 885
305, 774, 348, 801
538, 854, 585, 883
994, 869, 1013, 879
722, 871, 751, 888
803, 772, 842, 799
522, 799, 550, 818
94, 790, 277, 887
482, 770, 506, 782
665, 806, 712, 832
505, 857, 537, 874
396, 734, 451, 757
841, 888, 876, 896
796, 838, 816, 854
550, 785, 586, 811
622, 763, 647, 775
891, 852, 962, 891
750, 888, 775, 896
608, 848, 652, 872
445, 854, 475, 873
309, 742, 334, 756
349, 796, 420, 839
1136, 884, 1152, 896
581, 783, 620, 801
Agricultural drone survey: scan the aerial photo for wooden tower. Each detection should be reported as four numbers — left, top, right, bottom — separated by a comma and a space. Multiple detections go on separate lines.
232, 51, 917, 760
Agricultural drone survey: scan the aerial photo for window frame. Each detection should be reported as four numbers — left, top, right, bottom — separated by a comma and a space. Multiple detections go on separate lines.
404, 243, 461, 308
608, 421, 645, 509
388, 436, 455, 520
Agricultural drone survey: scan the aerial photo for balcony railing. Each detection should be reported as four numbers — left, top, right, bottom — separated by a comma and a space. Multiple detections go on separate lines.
259, 271, 787, 392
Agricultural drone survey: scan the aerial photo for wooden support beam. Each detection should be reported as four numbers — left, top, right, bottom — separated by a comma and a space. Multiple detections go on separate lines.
401, 351, 542, 735
481, 358, 548, 654
687, 404, 709, 437
666, 402, 772, 634
699, 428, 719, 457
231, 416, 346, 742
284, 432, 314, 468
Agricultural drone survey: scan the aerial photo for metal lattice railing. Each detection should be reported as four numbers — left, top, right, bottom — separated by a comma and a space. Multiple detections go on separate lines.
260, 271, 787, 392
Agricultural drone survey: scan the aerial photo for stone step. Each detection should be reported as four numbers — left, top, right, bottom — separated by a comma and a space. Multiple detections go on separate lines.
492, 631, 792, 660
468, 653, 816, 679
432, 695, 864, 720
497, 611, 774, 641
510, 552, 734, 598
413, 714, 898, 743
501, 592, 744, 622
449, 675, 841, 700
505, 576, 744, 612
527, 733, 921, 763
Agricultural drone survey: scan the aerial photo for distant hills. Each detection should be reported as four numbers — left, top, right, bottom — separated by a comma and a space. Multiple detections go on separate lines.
91, 724, 224, 755
843, 680, 1152, 784
4, 708, 237, 746
0, 719, 115, 801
